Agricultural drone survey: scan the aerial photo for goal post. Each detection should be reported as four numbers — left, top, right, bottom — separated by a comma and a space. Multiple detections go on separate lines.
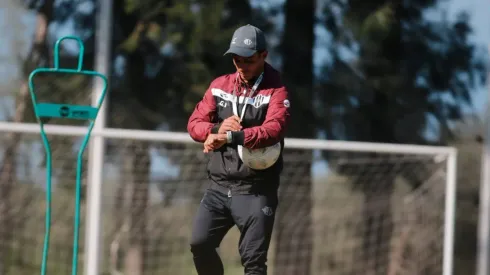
0, 121, 457, 275
284, 137, 457, 275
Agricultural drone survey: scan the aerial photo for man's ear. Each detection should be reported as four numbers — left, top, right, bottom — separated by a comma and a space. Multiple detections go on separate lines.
262, 51, 269, 59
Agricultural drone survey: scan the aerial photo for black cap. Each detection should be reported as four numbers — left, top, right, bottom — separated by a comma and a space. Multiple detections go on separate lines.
224, 24, 267, 57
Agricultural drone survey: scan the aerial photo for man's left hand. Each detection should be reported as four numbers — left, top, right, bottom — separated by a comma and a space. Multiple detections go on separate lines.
203, 134, 227, 153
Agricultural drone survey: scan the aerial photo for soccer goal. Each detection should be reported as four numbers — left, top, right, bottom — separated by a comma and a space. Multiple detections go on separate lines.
0, 122, 456, 275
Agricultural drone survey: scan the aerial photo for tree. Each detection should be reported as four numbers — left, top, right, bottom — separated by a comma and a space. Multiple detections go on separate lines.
318, 0, 486, 273
0, 0, 53, 273
450, 114, 483, 274
274, 0, 316, 274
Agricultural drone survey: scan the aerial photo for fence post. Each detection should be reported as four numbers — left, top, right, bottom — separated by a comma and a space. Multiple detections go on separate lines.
84, 1, 113, 274
477, 44, 490, 275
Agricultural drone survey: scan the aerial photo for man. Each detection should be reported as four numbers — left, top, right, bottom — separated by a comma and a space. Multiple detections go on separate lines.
187, 24, 291, 275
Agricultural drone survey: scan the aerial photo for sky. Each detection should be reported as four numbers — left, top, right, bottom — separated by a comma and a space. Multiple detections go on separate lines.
0, 0, 489, 183
446, 0, 490, 116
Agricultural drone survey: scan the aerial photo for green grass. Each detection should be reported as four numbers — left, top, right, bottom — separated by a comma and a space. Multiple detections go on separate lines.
3, 172, 448, 275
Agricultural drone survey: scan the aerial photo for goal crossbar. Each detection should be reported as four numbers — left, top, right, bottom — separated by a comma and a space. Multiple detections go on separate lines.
0, 121, 456, 155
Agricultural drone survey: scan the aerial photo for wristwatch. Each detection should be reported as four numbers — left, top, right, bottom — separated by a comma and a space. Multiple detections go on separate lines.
226, 131, 233, 144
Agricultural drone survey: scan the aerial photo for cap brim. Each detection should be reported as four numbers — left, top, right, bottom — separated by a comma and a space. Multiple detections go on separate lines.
223, 47, 256, 57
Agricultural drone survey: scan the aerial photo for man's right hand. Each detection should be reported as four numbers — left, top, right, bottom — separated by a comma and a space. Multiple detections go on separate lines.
218, 115, 242, 133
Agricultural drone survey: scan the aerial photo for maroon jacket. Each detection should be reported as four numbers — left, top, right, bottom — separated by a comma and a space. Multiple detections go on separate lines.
187, 62, 291, 194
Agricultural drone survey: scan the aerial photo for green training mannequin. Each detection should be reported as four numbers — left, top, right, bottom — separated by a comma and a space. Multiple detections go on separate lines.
28, 35, 108, 275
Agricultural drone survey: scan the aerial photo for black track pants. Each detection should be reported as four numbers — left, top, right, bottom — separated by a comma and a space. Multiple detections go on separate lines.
190, 187, 278, 275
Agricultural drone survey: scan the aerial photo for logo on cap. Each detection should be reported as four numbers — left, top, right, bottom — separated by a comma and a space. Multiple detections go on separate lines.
244, 39, 252, 46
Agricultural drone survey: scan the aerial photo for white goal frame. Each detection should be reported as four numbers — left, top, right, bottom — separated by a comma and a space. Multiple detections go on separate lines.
0, 121, 457, 275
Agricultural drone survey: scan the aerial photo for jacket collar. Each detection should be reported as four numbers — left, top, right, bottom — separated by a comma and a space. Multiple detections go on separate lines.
233, 62, 271, 87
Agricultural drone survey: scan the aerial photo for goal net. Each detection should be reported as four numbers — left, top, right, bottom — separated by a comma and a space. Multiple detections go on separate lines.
0, 124, 456, 275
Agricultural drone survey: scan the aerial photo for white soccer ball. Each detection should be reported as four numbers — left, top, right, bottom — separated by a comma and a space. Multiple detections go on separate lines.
237, 142, 281, 170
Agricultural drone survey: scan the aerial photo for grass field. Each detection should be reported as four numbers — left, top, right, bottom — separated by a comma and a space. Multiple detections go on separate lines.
3, 167, 446, 275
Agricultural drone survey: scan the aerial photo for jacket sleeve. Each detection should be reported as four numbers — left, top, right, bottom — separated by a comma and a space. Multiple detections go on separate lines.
187, 85, 218, 143
232, 86, 291, 149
